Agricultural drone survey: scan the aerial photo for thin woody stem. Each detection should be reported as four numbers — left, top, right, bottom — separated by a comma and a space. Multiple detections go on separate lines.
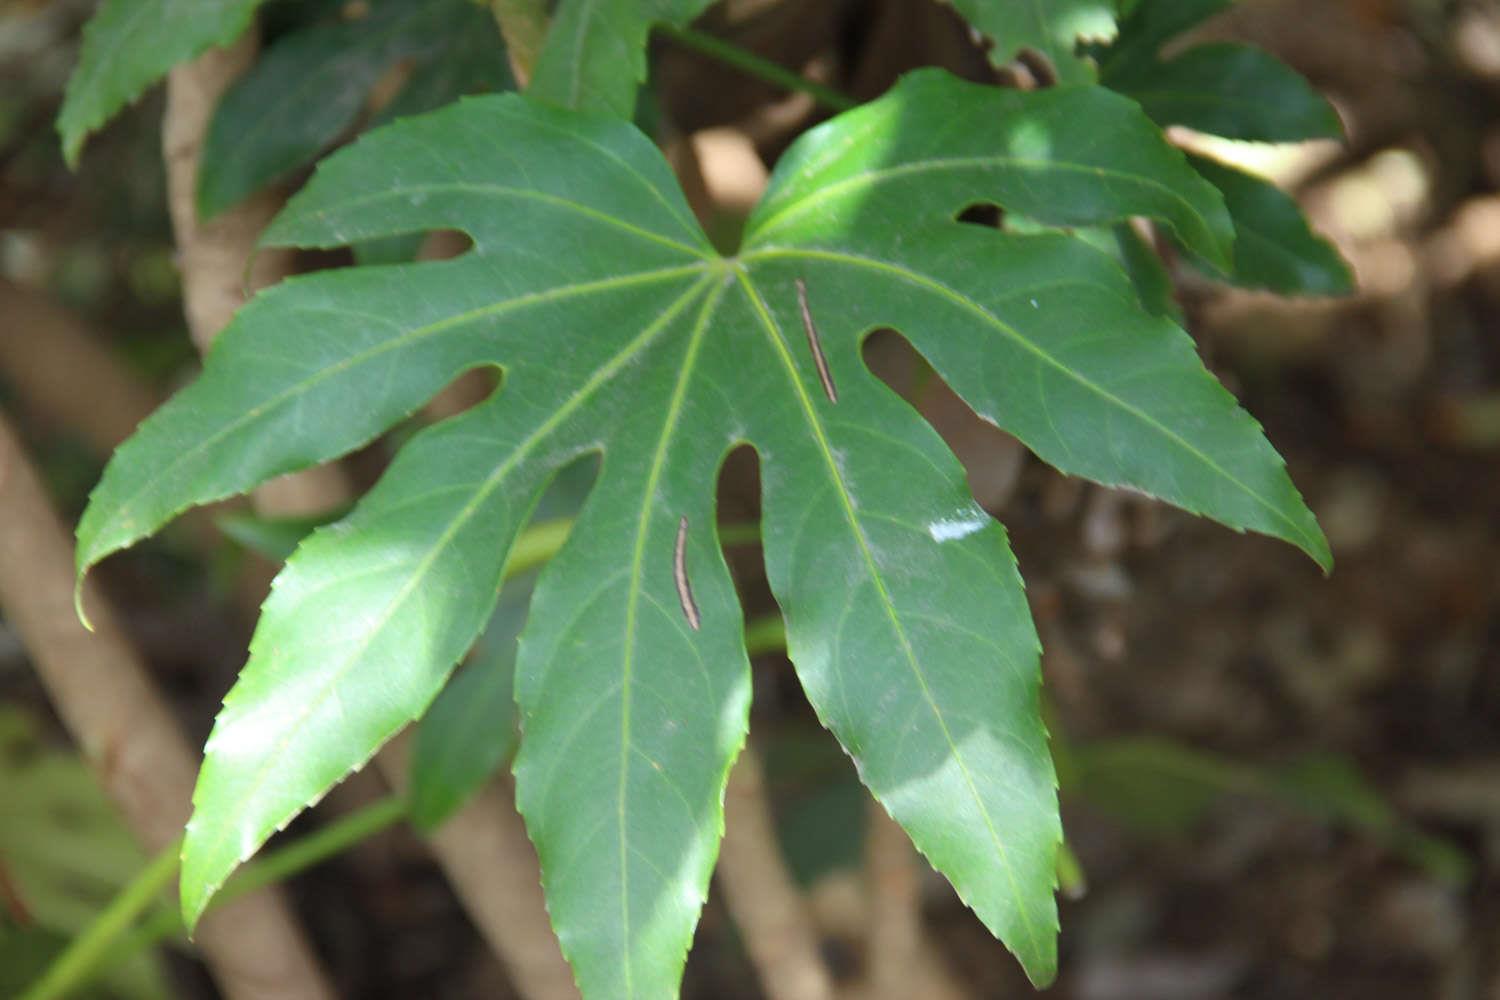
656, 23, 857, 113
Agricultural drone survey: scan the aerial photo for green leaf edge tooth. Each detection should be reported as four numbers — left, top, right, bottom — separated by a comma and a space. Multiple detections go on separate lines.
734, 268, 1061, 981
180, 267, 725, 931
58, 0, 266, 168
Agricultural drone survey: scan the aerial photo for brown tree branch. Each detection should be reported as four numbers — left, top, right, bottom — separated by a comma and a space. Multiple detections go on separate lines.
0, 280, 158, 454
490, 0, 549, 87
0, 413, 334, 999
718, 747, 837, 1000
162, 36, 285, 352
162, 37, 580, 997
378, 736, 578, 1000
162, 32, 351, 513
853, 805, 970, 1000
862, 803, 921, 999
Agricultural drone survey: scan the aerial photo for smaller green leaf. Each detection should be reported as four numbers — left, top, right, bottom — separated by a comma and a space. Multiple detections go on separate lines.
1187, 155, 1353, 296
949, 0, 1117, 85
529, 0, 717, 117
57, 0, 266, 166
1061, 737, 1471, 885
1, 928, 72, 1000
1105, 0, 1232, 71
411, 460, 593, 831
1104, 43, 1343, 143
197, 0, 510, 218
1275, 756, 1472, 885
371, 19, 515, 126
1110, 222, 1183, 319
216, 508, 348, 562
1058, 736, 1249, 834
760, 729, 867, 885
1071, 223, 1183, 320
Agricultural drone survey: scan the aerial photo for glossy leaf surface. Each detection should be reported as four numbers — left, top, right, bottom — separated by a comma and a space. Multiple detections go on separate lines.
78, 69, 1325, 995
1104, 43, 1343, 142
57, 0, 266, 165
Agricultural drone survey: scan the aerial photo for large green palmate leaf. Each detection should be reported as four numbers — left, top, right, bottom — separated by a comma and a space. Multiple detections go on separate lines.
57, 0, 267, 166
77, 68, 1326, 996
529, 0, 717, 116
949, 0, 1118, 85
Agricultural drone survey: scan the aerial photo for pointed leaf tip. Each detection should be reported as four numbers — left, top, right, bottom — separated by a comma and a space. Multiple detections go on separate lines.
72, 581, 93, 633
56, 0, 267, 167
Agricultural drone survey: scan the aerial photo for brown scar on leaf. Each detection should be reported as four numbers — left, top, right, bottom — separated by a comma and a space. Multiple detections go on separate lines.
673, 515, 700, 631
795, 278, 838, 404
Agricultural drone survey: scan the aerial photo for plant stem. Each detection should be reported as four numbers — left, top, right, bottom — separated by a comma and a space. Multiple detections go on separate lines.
18, 839, 182, 1000
24, 797, 407, 1000
1056, 840, 1087, 899
744, 614, 787, 658
1, 405, 331, 998
718, 749, 836, 1000
225, 796, 408, 907
718, 520, 761, 548
655, 24, 856, 114
505, 517, 574, 578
